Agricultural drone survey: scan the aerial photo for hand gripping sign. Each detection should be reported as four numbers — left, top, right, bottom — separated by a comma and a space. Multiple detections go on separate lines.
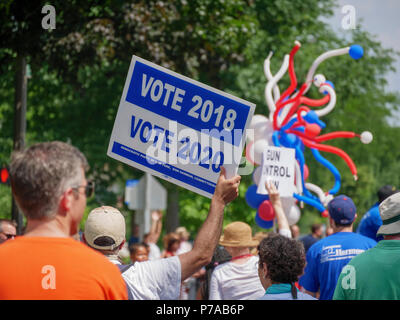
108, 56, 255, 198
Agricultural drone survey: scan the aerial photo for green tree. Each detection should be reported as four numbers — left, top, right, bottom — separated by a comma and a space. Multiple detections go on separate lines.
0, 0, 399, 240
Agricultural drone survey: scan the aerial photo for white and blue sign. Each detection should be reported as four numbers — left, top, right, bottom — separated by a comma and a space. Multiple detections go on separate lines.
108, 55, 255, 198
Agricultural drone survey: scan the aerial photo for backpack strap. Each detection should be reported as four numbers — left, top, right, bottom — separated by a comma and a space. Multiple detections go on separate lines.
118, 263, 135, 274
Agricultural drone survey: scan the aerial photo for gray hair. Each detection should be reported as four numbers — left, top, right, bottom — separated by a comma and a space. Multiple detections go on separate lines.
10, 141, 89, 220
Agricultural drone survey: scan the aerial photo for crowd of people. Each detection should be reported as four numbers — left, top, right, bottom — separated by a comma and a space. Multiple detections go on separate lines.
0, 140, 400, 300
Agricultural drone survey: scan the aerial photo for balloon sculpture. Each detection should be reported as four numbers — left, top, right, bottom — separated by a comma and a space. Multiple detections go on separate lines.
245, 41, 372, 229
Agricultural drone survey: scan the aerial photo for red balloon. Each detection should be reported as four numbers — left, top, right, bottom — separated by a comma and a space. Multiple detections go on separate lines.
305, 123, 321, 137
258, 200, 275, 221
303, 164, 309, 181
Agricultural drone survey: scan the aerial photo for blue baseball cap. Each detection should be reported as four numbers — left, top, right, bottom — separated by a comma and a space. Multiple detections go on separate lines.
327, 195, 357, 224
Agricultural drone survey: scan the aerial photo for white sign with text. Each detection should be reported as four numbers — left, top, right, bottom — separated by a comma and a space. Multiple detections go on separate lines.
256, 146, 296, 197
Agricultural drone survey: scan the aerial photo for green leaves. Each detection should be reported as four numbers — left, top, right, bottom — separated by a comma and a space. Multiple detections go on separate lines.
0, 0, 399, 237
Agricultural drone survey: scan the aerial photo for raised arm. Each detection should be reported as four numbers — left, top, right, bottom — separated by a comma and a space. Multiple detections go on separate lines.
178, 167, 241, 280
147, 210, 163, 244
265, 181, 291, 237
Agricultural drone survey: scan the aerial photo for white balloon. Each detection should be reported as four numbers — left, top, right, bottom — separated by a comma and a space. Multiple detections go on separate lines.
254, 123, 274, 146
313, 74, 326, 87
322, 194, 334, 207
360, 131, 373, 144
285, 204, 301, 226
248, 114, 274, 145
252, 166, 263, 185
281, 197, 296, 212
253, 139, 270, 165
250, 114, 269, 130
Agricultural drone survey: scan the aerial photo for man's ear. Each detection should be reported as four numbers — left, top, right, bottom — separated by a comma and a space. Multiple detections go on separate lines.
262, 262, 269, 279
328, 216, 335, 228
59, 188, 74, 216
119, 239, 126, 250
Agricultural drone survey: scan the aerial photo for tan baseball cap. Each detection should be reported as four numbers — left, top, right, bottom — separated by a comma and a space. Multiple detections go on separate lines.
84, 206, 126, 250
377, 192, 400, 236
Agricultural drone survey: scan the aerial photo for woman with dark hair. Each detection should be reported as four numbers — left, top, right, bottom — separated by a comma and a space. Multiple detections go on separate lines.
161, 232, 181, 258
257, 233, 316, 300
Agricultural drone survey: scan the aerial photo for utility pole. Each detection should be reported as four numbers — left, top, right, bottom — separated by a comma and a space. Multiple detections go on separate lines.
12, 54, 28, 235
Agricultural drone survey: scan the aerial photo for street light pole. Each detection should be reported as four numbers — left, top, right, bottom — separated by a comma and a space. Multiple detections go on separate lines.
12, 54, 28, 235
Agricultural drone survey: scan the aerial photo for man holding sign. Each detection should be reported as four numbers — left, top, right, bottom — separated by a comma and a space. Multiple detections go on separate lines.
84, 167, 241, 300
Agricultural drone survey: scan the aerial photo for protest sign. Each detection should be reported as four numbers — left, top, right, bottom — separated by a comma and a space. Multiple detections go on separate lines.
108, 55, 255, 198
256, 146, 296, 197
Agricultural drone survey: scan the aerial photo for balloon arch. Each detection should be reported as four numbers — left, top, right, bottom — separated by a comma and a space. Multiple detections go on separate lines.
245, 41, 372, 228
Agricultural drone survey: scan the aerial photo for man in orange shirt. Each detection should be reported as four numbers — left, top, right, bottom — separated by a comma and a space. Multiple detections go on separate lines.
0, 141, 127, 300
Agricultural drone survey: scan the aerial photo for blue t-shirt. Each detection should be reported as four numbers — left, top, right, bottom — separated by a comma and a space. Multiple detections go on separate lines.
357, 203, 384, 242
299, 232, 377, 300
300, 234, 320, 253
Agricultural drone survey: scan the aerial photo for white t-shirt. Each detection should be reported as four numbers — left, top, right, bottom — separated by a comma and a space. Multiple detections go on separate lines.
209, 255, 265, 300
147, 242, 161, 260
111, 256, 181, 300
176, 240, 192, 255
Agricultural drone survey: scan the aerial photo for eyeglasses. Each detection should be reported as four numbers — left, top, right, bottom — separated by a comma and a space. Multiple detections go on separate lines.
72, 180, 95, 198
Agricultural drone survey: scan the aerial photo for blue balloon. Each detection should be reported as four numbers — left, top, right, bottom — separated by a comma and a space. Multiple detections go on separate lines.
304, 110, 326, 129
281, 133, 298, 148
349, 45, 363, 60
323, 80, 335, 95
311, 148, 341, 195
294, 144, 315, 200
255, 212, 274, 229
272, 131, 281, 147
281, 117, 298, 132
293, 193, 326, 212
245, 184, 269, 209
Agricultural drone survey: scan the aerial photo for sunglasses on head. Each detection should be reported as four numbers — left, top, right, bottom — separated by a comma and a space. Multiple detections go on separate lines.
72, 180, 95, 198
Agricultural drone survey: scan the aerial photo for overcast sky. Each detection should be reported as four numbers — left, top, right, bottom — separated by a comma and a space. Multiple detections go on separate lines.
323, 0, 400, 94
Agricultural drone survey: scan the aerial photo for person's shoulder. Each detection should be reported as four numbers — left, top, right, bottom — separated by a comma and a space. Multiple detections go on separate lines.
211, 259, 233, 276
66, 241, 123, 271
298, 291, 318, 300
307, 236, 327, 253
349, 232, 377, 247
131, 255, 180, 271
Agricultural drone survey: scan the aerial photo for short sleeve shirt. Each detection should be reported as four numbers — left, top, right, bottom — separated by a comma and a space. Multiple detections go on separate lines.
209, 255, 265, 300
357, 203, 384, 242
0, 237, 128, 300
116, 256, 181, 300
333, 240, 400, 300
298, 232, 376, 300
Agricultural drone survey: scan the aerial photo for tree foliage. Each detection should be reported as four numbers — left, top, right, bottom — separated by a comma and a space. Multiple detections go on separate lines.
0, 0, 399, 239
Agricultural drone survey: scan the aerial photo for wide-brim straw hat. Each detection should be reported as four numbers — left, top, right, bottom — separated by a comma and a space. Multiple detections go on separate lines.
219, 221, 259, 247
377, 192, 400, 236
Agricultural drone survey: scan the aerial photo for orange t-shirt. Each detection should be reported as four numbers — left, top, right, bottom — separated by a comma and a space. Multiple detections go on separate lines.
0, 236, 128, 300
